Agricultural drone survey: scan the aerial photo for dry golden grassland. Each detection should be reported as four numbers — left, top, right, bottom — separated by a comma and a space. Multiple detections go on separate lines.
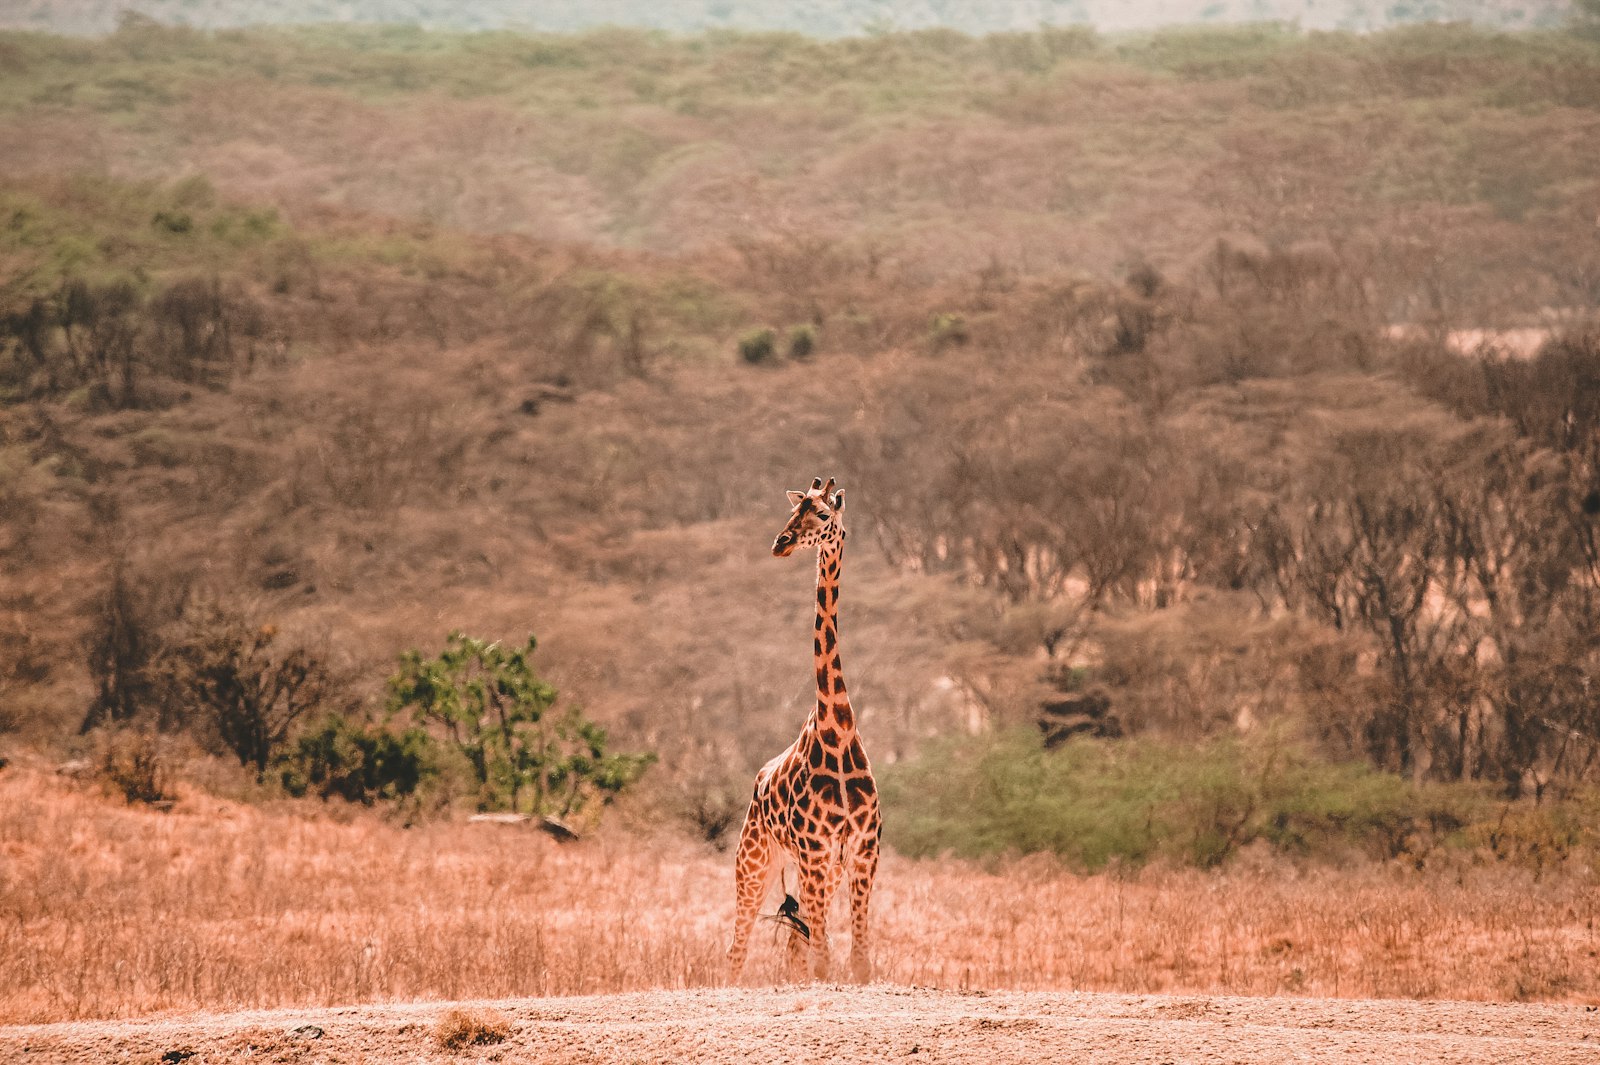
3, 766, 1597, 1025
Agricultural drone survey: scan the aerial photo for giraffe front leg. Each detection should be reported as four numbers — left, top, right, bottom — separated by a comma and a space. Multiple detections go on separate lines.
727, 814, 778, 984
847, 829, 880, 983
796, 849, 834, 982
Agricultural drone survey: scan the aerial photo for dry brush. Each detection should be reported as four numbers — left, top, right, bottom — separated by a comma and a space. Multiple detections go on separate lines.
2, 768, 1596, 1024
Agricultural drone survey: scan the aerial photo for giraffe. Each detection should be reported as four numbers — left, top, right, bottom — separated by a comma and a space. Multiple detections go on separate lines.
727, 477, 881, 984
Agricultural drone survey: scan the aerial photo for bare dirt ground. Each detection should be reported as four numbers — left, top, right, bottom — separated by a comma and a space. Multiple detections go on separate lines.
6, 986, 1600, 1064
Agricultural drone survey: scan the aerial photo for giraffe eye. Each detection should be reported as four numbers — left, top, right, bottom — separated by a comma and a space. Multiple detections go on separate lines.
814, 509, 831, 521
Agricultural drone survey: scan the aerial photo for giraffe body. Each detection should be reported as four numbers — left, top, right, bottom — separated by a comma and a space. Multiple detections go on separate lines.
727, 478, 881, 983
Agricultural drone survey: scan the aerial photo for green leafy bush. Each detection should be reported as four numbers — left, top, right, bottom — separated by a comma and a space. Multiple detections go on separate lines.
279, 713, 434, 805
388, 632, 654, 817
786, 323, 816, 359
737, 327, 777, 365
151, 209, 192, 234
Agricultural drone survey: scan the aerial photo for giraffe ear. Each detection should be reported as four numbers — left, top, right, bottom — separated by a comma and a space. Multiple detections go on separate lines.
786, 490, 806, 507
831, 489, 844, 510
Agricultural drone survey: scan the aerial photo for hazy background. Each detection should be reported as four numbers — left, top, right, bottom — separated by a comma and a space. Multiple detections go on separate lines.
0, 0, 1578, 35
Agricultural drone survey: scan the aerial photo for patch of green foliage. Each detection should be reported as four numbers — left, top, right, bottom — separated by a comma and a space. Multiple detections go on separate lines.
5, 20, 1593, 118
2, 20, 1597, 242
786, 323, 815, 359
1112, 20, 1600, 96
0, 174, 283, 297
737, 326, 777, 364
279, 712, 435, 806
387, 631, 654, 818
881, 729, 1590, 870
1113, 21, 1308, 79
927, 312, 968, 351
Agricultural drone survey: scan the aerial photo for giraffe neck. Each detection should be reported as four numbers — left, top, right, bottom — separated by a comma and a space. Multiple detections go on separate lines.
810, 535, 855, 735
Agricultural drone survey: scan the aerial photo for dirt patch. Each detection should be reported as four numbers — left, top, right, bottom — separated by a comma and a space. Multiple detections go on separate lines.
5, 986, 1599, 1064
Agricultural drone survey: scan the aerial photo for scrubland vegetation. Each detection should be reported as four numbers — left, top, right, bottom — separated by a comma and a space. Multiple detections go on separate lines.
3, 765, 1597, 1024
2, 0, 1577, 37
3, 16, 1600, 1015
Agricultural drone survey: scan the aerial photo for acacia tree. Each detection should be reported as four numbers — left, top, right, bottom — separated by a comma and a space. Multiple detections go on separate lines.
82, 560, 174, 734
1399, 335, 1600, 793
1250, 411, 1480, 778
846, 380, 1186, 611
388, 632, 653, 817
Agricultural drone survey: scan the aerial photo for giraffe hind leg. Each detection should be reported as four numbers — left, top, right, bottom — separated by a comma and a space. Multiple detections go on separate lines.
847, 829, 880, 983
795, 849, 835, 982
727, 814, 781, 984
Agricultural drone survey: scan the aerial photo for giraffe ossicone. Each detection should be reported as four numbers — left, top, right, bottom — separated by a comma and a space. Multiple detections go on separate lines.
727, 477, 881, 984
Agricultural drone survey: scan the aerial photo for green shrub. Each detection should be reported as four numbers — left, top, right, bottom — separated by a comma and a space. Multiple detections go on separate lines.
927, 312, 968, 352
151, 209, 192, 234
737, 327, 777, 364
1462, 802, 1593, 870
882, 730, 1525, 870
279, 713, 434, 805
388, 632, 654, 817
786, 323, 816, 359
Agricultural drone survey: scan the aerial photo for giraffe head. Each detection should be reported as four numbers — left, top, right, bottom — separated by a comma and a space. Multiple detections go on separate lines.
772, 476, 845, 557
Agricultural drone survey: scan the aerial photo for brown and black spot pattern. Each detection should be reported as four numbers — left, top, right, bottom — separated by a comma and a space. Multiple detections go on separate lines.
727, 480, 882, 985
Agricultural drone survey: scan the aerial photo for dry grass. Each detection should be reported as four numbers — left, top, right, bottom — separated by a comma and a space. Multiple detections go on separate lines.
2, 766, 1598, 1025
434, 1007, 511, 1049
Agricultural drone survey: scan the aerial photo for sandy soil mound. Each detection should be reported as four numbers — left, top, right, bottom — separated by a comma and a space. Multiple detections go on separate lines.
6, 986, 1599, 1064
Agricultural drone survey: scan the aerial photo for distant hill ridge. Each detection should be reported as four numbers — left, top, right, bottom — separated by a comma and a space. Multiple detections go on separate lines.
0, 0, 1575, 37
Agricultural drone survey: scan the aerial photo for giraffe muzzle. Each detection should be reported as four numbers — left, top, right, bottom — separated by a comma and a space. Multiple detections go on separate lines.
773, 532, 797, 557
